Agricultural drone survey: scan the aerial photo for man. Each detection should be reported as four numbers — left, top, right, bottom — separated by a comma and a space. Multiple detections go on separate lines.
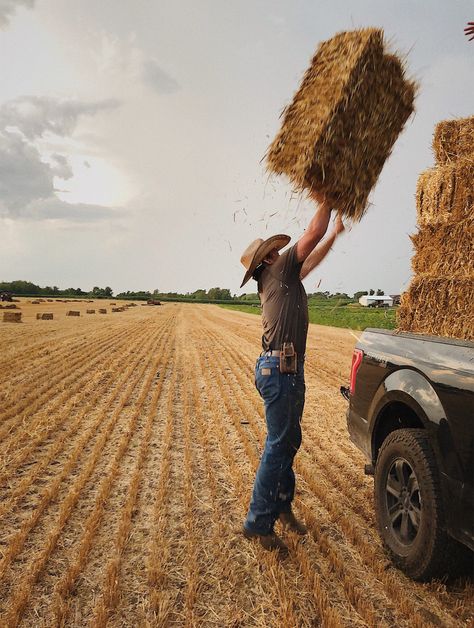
239, 192, 344, 552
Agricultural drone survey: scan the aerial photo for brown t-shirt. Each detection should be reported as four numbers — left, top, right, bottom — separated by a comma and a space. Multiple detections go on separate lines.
256, 244, 309, 356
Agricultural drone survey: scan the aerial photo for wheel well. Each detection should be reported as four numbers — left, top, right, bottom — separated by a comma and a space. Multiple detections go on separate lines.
373, 402, 424, 462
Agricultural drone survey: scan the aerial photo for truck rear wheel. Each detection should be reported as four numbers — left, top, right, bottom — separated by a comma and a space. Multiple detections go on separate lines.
374, 428, 458, 581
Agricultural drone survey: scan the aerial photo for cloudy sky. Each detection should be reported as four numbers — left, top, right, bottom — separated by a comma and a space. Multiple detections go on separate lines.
1, 0, 472, 296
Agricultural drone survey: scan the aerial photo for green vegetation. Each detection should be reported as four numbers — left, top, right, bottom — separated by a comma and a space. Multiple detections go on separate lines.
1, 281, 396, 331
220, 303, 397, 331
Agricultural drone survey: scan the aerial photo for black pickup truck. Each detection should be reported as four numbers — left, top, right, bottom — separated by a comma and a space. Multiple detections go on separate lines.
344, 328, 473, 581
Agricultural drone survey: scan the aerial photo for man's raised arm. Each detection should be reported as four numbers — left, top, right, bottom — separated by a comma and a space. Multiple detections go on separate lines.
300, 214, 345, 279
295, 191, 333, 263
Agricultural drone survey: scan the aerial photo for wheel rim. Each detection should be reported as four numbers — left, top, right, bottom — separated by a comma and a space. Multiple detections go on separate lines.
385, 457, 421, 545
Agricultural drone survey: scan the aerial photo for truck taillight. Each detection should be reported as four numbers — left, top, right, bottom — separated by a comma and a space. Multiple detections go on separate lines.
350, 349, 363, 395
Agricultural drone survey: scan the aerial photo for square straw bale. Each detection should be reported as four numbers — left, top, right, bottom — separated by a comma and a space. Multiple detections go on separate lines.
410, 216, 474, 277
266, 28, 416, 220
433, 116, 474, 165
416, 160, 474, 227
397, 275, 474, 341
3, 311, 22, 322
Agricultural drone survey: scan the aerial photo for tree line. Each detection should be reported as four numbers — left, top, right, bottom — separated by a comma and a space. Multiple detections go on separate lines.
0, 281, 386, 302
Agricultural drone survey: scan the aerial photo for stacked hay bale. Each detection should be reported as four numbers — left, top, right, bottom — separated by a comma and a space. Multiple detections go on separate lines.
3, 312, 22, 322
397, 116, 474, 341
266, 28, 416, 220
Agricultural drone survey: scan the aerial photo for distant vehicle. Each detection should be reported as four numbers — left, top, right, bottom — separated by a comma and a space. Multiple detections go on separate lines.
1, 292, 13, 302
343, 328, 473, 580
359, 295, 393, 307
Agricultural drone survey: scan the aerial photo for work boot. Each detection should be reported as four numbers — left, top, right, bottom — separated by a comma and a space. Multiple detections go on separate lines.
279, 511, 307, 535
242, 526, 289, 554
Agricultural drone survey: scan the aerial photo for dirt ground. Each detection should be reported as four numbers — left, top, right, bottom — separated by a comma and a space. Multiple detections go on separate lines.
0, 300, 472, 627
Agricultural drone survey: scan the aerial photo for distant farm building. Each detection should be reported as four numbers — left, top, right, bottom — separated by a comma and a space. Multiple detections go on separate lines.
359, 295, 394, 307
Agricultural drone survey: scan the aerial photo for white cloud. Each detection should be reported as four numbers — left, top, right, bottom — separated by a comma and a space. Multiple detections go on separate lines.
142, 60, 180, 94
0, 96, 124, 222
0, 95, 120, 140
0, 0, 34, 29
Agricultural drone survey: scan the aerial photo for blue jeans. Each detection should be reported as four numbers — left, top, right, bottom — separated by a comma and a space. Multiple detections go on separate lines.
244, 355, 305, 535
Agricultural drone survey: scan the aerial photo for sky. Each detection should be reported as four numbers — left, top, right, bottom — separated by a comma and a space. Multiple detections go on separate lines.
0, 0, 472, 297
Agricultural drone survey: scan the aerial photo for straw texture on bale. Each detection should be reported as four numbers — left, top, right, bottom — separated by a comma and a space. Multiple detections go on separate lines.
66, 310, 80, 317
416, 160, 474, 226
433, 116, 474, 165
411, 217, 474, 277
397, 276, 474, 341
3, 311, 22, 322
266, 28, 416, 220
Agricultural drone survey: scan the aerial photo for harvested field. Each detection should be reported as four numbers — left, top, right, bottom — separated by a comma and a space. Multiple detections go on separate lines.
0, 303, 472, 627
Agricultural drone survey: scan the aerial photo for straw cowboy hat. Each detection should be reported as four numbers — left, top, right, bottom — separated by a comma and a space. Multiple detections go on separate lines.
240, 234, 291, 288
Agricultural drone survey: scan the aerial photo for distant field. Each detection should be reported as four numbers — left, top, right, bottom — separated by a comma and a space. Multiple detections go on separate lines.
221, 303, 397, 330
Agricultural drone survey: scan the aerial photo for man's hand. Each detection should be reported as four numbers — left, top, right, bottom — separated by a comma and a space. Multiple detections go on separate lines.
465, 22, 474, 41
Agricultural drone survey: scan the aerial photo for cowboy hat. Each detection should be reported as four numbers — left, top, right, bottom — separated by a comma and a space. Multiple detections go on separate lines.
240, 234, 291, 288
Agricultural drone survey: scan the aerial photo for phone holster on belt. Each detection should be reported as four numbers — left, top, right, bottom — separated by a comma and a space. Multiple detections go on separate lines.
280, 342, 297, 374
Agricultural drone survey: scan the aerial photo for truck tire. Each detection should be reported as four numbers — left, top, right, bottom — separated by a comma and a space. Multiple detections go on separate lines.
374, 428, 458, 581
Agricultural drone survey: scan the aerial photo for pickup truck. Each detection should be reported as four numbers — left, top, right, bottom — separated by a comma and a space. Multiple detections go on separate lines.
344, 328, 473, 581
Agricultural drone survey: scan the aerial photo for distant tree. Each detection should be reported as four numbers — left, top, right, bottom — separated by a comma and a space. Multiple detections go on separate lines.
104, 286, 113, 297
191, 289, 207, 300
153, 289, 160, 296
208, 287, 232, 300
353, 291, 368, 300
369, 289, 375, 295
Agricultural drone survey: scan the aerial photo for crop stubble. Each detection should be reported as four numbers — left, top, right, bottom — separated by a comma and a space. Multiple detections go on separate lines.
0, 303, 472, 627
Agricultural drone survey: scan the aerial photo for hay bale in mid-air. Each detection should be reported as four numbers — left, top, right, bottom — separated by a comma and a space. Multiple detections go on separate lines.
416, 160, 474, 226
266, 28, 416, 220
397, 276, 474, 341
3, 311, 22, 322
411, 217, 474, 277
66, 310, 80, 317
432, 116, 474, 164
99, 308, 107, 314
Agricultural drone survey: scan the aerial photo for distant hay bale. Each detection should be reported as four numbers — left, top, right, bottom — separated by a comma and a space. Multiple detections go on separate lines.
31, 300, 40, 304
265, 28, 416, 220
3, 311, 22, 323
66, 310, 80, 317
4, 304, 17, 309
411, 217, 474, 277
416, 160, 474, 226
99, 308, 107, 314
397, 276, 474, 341
47, 299, 53, 302
36, 313, 53, 320
433, 116, 474, 164
112, 307, 125, 312
86, 309, 96, 314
